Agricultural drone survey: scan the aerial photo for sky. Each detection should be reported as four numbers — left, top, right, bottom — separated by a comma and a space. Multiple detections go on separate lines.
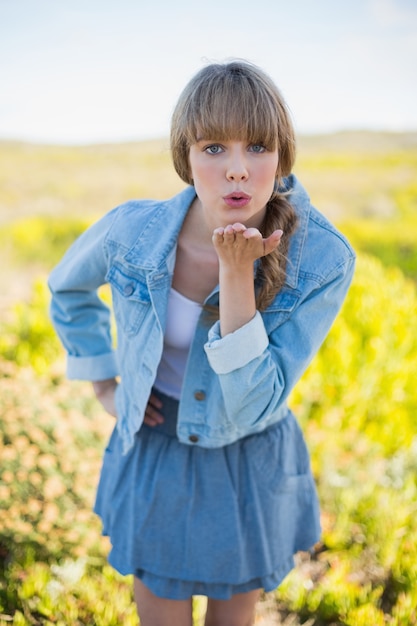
1, 0, 416, 144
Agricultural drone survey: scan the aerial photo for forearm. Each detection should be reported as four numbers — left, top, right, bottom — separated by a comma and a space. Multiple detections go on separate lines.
218, 263, 257, 336
92, 378, 118, 418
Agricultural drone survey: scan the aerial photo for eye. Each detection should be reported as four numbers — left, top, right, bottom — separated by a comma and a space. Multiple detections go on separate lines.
204, 144, 224, 155
249, 144, 266, 153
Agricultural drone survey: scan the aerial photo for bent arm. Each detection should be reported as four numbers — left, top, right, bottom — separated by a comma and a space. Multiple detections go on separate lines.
204, 255, 356, 433
48, 210, 119, 381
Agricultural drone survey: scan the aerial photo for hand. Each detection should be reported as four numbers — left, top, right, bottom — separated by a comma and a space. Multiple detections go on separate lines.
212, 223, 283, 266
92, 378, 118, 418
92, 381, 164, 427
143, 393, 164, 427
212, 223, 283, 336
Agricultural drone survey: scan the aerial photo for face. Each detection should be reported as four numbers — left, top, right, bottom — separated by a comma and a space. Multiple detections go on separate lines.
188, 139, 279, 231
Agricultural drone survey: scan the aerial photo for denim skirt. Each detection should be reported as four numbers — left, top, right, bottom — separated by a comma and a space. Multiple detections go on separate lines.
94, 389, 321, 600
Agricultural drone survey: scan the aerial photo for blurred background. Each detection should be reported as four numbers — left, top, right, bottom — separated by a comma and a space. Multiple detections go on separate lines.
1, 0, 416, 143
1, 1, 417, 624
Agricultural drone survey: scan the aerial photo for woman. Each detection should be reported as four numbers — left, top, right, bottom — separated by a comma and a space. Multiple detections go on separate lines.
49, 60, 355, 626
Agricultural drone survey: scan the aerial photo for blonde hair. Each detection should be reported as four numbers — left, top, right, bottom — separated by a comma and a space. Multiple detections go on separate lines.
170, 60, 298, 310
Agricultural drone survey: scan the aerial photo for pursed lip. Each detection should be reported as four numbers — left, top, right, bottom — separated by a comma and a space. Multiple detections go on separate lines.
223, 191, 252, 208
223, 191, 251, 200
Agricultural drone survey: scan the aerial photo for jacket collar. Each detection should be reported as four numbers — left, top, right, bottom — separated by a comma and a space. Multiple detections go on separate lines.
123, 186, 196, 270
279, 174, 311, 289
123, 176, 311, 289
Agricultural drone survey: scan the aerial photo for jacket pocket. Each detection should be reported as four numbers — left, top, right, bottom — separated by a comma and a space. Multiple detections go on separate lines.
107, 264, 151, 336
262, 287, 301, 331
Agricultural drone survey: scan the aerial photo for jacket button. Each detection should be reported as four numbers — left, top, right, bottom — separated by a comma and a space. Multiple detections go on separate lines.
189, 434, 199, 443
194, 390, 206, 401
123, 284, 134, 296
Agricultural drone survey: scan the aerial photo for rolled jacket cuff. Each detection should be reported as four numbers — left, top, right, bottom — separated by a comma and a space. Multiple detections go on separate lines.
204, 311, 269, 374
66, 351, 119, 381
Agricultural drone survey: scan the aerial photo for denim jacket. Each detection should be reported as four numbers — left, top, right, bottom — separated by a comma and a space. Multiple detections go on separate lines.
49, 175, 355, 453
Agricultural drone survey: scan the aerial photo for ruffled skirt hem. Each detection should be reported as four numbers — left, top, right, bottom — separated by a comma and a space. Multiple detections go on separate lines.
108, 552, 296, 600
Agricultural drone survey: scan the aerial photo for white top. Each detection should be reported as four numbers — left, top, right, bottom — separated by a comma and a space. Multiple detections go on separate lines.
154, 288, 202, 400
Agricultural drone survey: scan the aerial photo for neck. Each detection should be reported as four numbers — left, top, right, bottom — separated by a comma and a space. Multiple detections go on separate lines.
184, 196, 215, 248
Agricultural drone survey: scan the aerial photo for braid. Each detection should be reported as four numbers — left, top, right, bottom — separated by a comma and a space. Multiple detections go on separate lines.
256, 190, 298, 310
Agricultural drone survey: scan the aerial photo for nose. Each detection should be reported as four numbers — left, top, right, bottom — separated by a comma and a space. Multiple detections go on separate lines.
226, 148, 249, 181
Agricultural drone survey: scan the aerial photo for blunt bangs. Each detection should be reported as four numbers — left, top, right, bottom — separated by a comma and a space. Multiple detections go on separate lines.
184, 69, 279, 150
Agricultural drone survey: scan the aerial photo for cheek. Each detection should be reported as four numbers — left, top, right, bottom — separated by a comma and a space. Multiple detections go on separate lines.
189, 159, 205, 183
188, 150, 201, 184
192, 166, 217, 190
259, 163, 278, 188
191, 174, 211, 201
267, 158, 280, 186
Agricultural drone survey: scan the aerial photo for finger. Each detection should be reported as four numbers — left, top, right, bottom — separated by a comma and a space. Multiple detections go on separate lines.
231, 222, 247, 232
223, 224, 236, 241
212, 227, 225, 247
143, 415, 161, 427
144, 395, 164, 425
143, 411, 164, 426
262, 229, 283, 256
242, 227, 263, 240
148, 393, 163, 410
